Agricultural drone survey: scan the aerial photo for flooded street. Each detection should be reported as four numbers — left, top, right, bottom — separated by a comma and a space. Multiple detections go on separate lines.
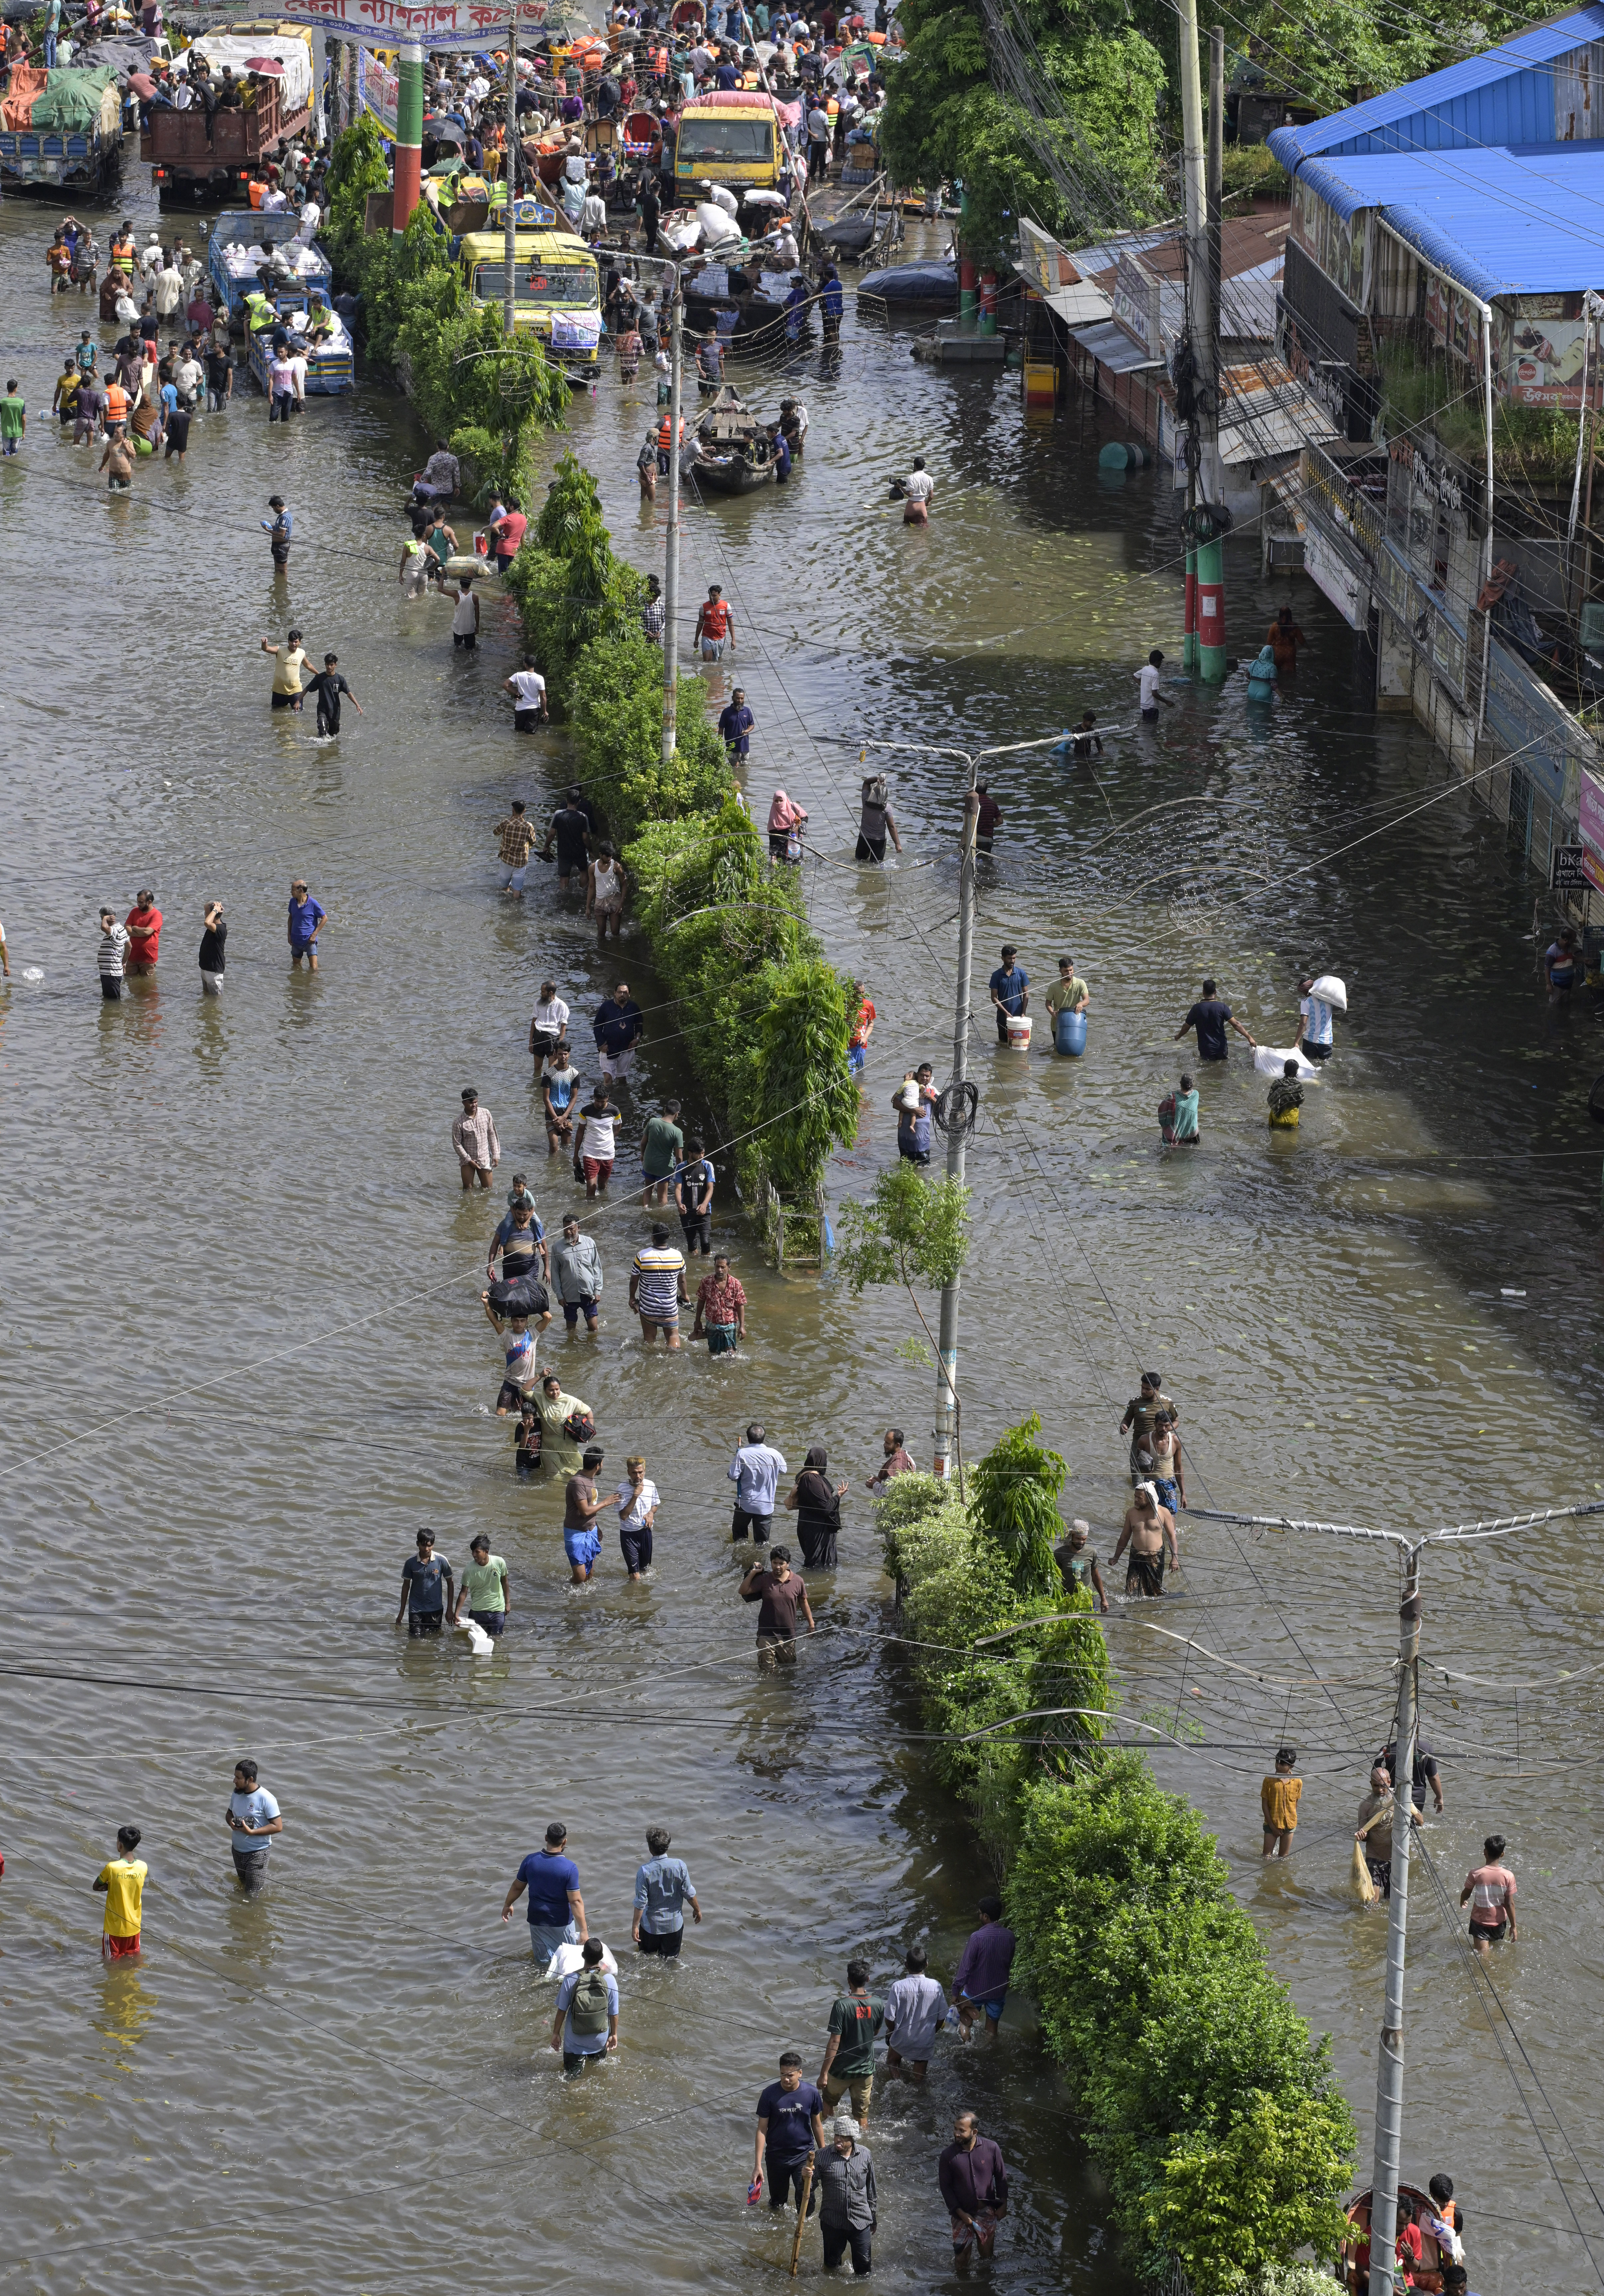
4, 169, 1604, 2296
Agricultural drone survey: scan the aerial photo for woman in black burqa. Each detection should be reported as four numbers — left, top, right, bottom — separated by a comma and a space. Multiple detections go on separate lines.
786, 1445, 848, 1569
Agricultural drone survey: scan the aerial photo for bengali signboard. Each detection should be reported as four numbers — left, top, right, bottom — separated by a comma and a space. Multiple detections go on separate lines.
1495, 295, 1601, 409
1551, 843, 1590, 893
282, 0, 550, 48
1111, 250, 1161, 357
1579, 764, 1604, 857
1290, 175, 1366, 309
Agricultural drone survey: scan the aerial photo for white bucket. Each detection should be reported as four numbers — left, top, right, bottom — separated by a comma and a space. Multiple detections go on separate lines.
1005, 1014, 1033, 1049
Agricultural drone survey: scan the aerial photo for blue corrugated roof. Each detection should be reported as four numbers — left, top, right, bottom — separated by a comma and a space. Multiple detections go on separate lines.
1268, 3, 1604, 162
1295, 147, 1604, 296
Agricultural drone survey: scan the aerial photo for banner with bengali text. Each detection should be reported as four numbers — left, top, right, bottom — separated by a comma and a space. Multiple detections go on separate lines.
281, 0, 553, 50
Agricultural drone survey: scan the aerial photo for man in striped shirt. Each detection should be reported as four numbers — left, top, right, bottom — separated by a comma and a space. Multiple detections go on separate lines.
97, 908, 130, 1000
629, 1223, 688, 1349
641, 575, 665, 645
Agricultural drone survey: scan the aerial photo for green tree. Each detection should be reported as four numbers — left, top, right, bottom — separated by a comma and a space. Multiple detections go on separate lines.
836, 1166, 970, 1473
878, 0, 1168, 254
968, 1413, 1065, 1599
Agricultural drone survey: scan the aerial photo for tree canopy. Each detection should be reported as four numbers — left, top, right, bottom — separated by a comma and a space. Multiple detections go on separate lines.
878, 0, 1168, 255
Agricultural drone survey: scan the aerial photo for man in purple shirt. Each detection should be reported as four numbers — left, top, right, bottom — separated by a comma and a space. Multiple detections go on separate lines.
952, 1894, 1015, 2042
938, 2110, 1009, 2266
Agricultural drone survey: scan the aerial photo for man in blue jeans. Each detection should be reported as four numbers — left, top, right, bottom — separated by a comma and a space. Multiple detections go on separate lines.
501, 1819, 588, 1970
988, 944, 1029, 1042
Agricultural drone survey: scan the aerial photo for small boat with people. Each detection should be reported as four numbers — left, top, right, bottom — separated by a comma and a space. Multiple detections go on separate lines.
1337, 2185, 1461, 2293
692, 384, 777, 496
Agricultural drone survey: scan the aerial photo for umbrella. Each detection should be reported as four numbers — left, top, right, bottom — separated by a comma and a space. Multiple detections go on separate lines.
423, 114, 466, 140
244, 55, 285, 74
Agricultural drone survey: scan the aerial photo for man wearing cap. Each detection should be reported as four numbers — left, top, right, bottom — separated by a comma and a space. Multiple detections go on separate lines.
813, 2115, 876, 2275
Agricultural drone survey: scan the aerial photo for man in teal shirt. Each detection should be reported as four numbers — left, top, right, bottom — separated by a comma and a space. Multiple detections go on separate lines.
640, 1097, 684, 1211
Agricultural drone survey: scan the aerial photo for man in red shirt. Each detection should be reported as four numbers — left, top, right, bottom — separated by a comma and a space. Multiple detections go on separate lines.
124, 889, 162, 974
491, 500, 528, 574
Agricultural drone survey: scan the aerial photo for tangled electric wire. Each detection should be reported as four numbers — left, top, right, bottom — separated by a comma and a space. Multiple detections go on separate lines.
934, 1080, 980, 1139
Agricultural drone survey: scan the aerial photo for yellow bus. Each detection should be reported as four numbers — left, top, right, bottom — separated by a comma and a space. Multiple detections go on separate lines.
458, 227, 602, 381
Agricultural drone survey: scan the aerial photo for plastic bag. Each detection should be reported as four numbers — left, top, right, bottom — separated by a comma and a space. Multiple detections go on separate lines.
489, 1275, 549, 1319
453, 1615, 495, 1656
545, 1938, 620, 1981
1253, 1044, 1320, 1080
1309, 972, 1347, 1011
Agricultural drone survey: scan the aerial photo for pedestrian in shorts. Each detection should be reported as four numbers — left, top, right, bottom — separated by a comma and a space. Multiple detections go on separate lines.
395, 1527, 454, 1638
225, 1758, 282, 1893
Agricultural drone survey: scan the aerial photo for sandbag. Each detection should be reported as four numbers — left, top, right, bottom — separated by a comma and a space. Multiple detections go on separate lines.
488, 1275, 549, 1319
1310, 972, 1347, 1011
1350, 1838, 1377, 1903
1253, 1044, 1320, 1080
546, 1938, 619, 1981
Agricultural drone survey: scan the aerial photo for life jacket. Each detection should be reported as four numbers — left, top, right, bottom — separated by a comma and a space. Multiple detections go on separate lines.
103, 381, 129, 423
568, 1967, 611, 2034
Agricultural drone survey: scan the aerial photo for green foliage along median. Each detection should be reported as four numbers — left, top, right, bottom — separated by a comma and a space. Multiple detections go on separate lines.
878, 1438, 1356, 2293
505, 453, 861, 1213
322, 117, 566, 508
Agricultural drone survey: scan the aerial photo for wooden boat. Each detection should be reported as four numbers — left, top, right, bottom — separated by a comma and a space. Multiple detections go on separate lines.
1337, 2185, 1453, 2294
693, 384, 777, 495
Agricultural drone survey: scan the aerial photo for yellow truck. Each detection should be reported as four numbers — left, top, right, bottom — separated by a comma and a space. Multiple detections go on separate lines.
674, 89, 782, 220
458, 227, 602, 382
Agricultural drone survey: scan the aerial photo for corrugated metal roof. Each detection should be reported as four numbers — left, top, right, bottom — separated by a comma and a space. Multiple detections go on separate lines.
1268, 3, 1604, 161
1068, 318, 1162, 373
1218, 358, 1342, 464
1297, 146, 1604, 295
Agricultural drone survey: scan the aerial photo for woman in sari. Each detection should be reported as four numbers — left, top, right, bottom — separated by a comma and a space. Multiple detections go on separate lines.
785, 1445, 847, 1569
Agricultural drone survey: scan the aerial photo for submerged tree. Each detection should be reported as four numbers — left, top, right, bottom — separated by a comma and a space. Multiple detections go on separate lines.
835, 1165, 970, 1478
969, 1414, 1065, 1600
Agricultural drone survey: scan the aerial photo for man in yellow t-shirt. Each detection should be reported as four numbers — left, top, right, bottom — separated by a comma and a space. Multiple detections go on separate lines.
1261, 1748, 1302, 1859
94, 1826, 148, 1958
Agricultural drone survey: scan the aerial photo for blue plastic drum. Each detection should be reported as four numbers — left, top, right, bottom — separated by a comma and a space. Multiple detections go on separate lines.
1056, 1007, 1087, 1056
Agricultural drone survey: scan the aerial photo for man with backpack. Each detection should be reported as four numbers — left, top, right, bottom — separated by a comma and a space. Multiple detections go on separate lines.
551, 1936, 619, 2071
818, 1957, 884, 2127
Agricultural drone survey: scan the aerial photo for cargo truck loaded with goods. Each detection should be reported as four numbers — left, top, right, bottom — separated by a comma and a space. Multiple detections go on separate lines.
142, 30, 316, 207
0, 65, 122, 195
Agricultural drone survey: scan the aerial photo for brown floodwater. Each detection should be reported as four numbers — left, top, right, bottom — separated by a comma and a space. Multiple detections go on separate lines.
3, 160, 1604, 2296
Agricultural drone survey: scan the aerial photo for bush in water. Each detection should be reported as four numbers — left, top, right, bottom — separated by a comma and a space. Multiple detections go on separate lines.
874, 1434, 1355, 2291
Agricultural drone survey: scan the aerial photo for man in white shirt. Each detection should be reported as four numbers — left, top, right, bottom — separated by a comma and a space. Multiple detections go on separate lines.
728, 1420, 786, 1547
506, 662, 548, 731
883, 1944, 949, 2085
1297, 974, 1335, 1064
261, 184, 289, 213
1137, 647, 1173, 719
529, 979, 570, 1060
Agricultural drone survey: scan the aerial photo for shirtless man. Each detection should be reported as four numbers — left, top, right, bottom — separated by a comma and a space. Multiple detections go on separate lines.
1112, 1483, 1176, 1599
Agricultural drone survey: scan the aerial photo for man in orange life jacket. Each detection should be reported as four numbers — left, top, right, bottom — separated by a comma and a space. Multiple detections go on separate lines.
694, 582, 734, 662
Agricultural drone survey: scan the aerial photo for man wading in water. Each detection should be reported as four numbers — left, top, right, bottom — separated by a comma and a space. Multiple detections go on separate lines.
1113, 1482, 1176, 1597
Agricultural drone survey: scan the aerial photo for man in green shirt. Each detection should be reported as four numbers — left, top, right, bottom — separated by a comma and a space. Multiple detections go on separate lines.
819, 1958, 884, 2129
0, 380, 26, 455
639, 1096, 685, 1210
453, 1534, 509, 1638
1043, 956, 1089, 1023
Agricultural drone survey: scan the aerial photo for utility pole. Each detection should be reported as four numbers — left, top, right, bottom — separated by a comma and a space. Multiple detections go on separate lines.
661, 276, 683, 763
1176, 0, 1226, 680
503, 14, 519, 343
1188, 1496, 1604, 2292
1369, 1552, 1421, 2296
932, 763, 978, 1483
